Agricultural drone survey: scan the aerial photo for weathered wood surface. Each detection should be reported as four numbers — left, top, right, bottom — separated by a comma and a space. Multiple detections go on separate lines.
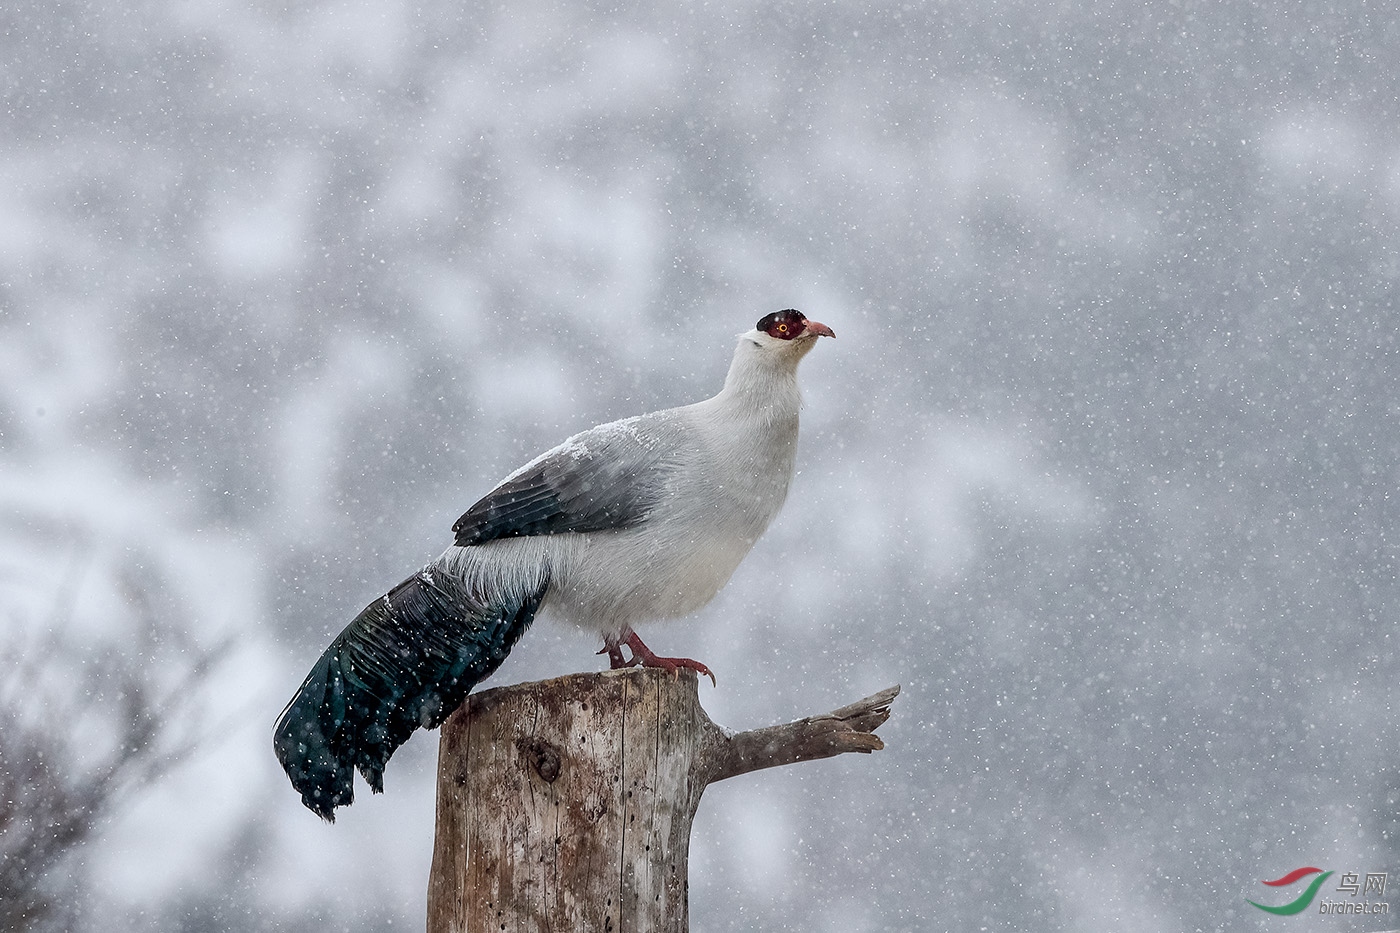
427, 667, 898, 933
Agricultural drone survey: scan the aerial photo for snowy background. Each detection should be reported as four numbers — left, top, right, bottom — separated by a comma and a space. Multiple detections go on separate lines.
3, 1, 1399, 930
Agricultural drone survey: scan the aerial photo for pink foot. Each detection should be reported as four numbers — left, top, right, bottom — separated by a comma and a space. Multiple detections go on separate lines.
598, 629, 716, 686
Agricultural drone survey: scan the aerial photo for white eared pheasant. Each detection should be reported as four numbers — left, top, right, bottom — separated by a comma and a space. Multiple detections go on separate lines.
274, 309, 835, 819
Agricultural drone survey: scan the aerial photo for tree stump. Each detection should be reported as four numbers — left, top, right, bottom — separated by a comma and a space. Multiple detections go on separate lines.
427, 667, 898, 933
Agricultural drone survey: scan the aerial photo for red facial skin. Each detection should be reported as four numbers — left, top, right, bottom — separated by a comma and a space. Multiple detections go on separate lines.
757, 310, 836, 340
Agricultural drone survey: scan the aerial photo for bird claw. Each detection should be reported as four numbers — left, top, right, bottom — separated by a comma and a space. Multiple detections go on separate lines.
599, 630, 716, 686
598, 643, 628, 670
636, 652, 717, 687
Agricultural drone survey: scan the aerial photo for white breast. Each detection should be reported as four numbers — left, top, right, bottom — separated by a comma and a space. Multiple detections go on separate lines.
543, 402, 799, 636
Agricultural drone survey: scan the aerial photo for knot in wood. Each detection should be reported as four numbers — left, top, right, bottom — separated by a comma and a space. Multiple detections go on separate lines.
518, 737, 562, 783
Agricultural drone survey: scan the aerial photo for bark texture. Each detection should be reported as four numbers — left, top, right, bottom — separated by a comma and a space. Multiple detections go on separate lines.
427, 668, 897, 933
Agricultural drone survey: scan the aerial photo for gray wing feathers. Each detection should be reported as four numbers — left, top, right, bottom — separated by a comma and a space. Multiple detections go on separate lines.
452, 417, 676, 546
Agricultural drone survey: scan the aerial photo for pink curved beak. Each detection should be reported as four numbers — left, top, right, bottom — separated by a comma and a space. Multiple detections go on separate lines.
803, 319, 836, 338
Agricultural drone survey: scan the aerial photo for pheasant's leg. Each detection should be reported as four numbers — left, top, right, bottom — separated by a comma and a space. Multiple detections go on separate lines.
598, 633, 629, 670
619, 628, 716, 686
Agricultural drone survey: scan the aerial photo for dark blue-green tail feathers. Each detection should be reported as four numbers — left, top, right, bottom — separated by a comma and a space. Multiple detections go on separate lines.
273, 568, 547, 821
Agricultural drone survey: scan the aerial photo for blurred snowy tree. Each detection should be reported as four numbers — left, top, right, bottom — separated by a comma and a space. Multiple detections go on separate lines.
0, 569, 227, 933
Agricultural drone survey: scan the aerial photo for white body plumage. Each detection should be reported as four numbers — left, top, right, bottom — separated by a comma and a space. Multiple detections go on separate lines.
433, 321, 823, 638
